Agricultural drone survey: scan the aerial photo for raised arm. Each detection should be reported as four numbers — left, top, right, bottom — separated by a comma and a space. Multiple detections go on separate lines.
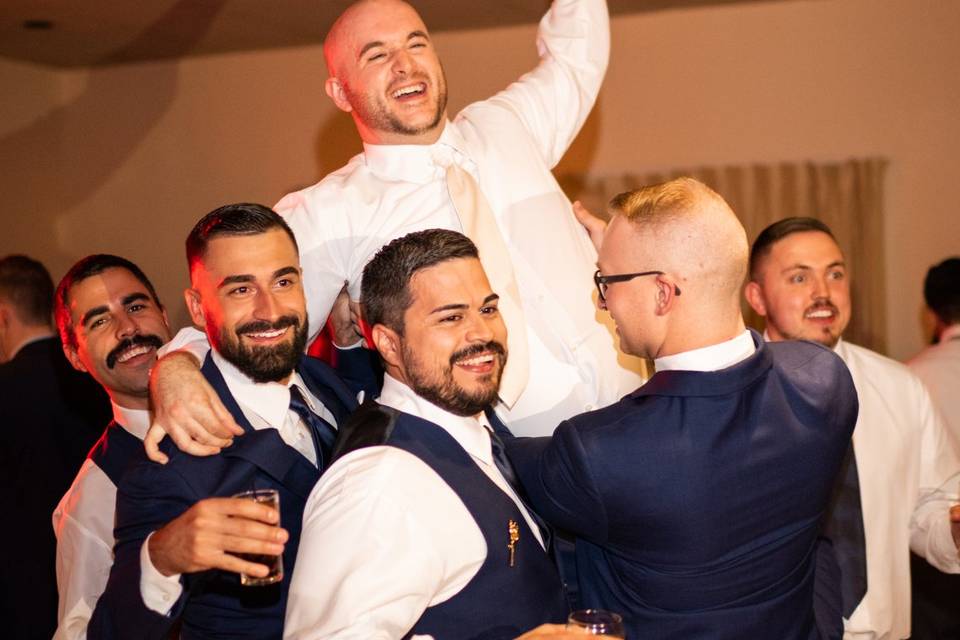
480, 0, 610, 168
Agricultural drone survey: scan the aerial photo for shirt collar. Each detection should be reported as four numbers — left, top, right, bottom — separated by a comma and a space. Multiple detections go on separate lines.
211, 349, 310, 429
377, 373, 493, 466
654, 330, 756, 372
362, 120, 471, 184
111, 401, 150, 440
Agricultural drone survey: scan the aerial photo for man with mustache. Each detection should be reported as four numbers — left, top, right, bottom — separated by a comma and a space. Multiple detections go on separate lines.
87, 204, 362, 640
284, 229, 568, 639
744, 217, 960, 640
51, 254, 172, 640
148, 0, 644, 461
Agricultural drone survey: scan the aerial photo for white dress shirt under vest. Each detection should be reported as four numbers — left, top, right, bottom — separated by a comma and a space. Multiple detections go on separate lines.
164, 0, 646, 439
283, 373, 545, 640
139, 350, 336, 614
52, 403, 150, 640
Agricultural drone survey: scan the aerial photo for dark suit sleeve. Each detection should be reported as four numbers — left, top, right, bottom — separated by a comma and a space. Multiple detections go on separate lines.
506, 422, 609, 544
329, 346, 382, 399
87, 452, 194, 640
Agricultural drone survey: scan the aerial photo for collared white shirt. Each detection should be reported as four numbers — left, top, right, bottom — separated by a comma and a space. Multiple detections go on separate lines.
653, 330, 756, 373
52, 402, 150, 640
165, 0, 645, 438
827, 339, 960, 640
139, 351, 336, 614
283, 374, 544, 640
909, 323, 960, 443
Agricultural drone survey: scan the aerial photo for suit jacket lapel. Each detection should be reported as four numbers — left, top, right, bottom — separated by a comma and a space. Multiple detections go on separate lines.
200, 354, 319, 499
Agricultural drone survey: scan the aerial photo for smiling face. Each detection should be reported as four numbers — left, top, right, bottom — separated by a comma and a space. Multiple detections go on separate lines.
377, 257, 507, 417
186, 229, 308, 384
745, 230, 851, 348
64, 267, 170, 408
324, 0, 448, 145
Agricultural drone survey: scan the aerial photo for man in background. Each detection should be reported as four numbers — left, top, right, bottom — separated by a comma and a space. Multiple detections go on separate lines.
906, 256, 960, 639
745, 218, 960, 639
0, 254, 110, 639
51, 254, 171, 639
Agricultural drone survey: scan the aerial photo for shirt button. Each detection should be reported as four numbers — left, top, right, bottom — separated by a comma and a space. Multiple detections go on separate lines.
585, 404, 595, 411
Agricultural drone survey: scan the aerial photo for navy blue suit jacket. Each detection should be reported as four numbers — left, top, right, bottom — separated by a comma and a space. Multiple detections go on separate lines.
506, 333, 858, 639
88, 354, 359, 640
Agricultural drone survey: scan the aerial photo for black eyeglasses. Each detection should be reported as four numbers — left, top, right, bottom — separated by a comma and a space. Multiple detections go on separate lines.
593, 269, 681, 302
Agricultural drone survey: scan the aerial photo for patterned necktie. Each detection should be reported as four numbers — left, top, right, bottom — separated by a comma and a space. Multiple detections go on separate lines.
823, 444, 868, 618
485, 425, 552, 551
445, 161, 529, 408
288, 386, 336, 469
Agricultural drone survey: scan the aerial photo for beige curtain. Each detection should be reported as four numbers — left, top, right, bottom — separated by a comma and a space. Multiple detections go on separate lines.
559, 158, 888, 352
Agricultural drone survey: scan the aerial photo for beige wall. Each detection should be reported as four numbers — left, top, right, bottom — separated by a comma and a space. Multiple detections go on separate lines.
2, 0, 957, 359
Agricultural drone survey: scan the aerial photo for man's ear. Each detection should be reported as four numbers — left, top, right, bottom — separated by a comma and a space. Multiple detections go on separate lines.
371, 324, 402, 370
62, 342, 87, 373
325, 77, 353, 114
743, 281, 768, 317
654, 276, 680, 316
184, 289, 206, 329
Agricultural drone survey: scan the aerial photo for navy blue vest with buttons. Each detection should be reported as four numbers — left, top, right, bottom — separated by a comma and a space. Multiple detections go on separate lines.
334, 401, 568, 640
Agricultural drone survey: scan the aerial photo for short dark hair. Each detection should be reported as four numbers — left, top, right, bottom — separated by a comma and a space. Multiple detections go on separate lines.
186, 203, 299, 271
55, 254, 162, 349
0, 255, 54, 326
749, 217, 837, 281
924, 257, 960, 325
361, 229, 479, 333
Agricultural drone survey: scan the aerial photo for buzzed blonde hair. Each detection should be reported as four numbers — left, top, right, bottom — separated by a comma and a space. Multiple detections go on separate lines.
609, 176, 727, 225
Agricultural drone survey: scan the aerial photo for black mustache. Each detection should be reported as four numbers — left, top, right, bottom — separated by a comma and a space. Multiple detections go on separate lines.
106, 334, 164, 369
449, 341, 506, 367
236, 315, 300, 337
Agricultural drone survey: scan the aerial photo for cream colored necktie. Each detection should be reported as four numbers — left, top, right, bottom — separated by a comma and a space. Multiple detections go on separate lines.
445, 162, 529, 407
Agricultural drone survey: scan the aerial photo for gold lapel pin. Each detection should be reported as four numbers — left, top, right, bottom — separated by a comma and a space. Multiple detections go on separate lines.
508, 519, 520, 567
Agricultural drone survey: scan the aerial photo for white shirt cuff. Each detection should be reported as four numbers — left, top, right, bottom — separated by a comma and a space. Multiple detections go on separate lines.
140, 532, 183, 614
158, 326, 209, 361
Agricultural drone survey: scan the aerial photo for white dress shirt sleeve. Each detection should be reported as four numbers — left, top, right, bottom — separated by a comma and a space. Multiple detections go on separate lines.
139, 532, 184, 614
284, 447, 485, 640
909, 378, 960, 572
480, 0, 610, 168
157, 325, 210, 362
53, 512, 113, 639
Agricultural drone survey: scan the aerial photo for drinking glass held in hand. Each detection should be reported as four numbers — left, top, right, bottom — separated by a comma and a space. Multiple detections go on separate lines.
232, 488, 283, 586
567, 609, 626, 638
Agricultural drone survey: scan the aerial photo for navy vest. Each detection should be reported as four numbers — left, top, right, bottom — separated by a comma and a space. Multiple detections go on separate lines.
336, 402, 568, 640
88, 420, 144, 487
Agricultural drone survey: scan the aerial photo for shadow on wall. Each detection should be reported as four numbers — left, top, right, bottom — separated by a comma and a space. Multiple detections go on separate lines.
0, 0, 226, 275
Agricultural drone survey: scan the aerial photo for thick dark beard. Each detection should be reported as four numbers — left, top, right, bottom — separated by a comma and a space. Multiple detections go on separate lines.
214, 315, 308, 383
401, 340, 505, 417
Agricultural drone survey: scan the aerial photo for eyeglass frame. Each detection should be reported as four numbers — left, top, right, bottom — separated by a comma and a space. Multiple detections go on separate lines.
593, 269, 681, 302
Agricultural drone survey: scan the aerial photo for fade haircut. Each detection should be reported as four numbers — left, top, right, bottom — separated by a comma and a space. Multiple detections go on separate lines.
361, 229, 479, 334
55, 254, 162, 349
186, 203, 299, 272
924, 257, 960, 325
0, 255, 54, 327
749, 217, 837, 282
609, 176, 726, 225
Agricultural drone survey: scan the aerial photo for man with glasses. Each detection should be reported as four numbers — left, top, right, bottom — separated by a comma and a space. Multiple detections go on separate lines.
505, 177, 858, 638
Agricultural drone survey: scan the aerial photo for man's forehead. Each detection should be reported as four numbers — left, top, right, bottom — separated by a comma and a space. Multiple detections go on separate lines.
69, 269, 146, 315
198, 231, 299, 276
769, 230, 844, 266
409, 257, 490, 300
328, 0, 428, 55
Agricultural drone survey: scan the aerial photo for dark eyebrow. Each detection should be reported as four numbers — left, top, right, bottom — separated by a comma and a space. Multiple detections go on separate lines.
358, 30, 429, 59
218, 274, 255, 289
273, 266, 299, 280
482, 294, 500, 305
121, 292, 150, 306
81, 305, 109, 327
781, 260, 846, 274
429, 293, 499, 315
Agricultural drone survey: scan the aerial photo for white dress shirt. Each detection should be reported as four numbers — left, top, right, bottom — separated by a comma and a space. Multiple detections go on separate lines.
139, 350, 336, 613
52, 403, 150, 640
166, 0, 645, 438
653, 330, 756, 373
283, 374, 545, 640
830, 339, 960, 640
909, 323, 960, 442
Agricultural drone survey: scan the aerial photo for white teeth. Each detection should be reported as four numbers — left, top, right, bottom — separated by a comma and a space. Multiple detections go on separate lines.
117, 345, 152, 363
458, 354, 494, 366
806, 309, 834, 319
247, 328, 285, 339
393, 83, 425, 98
